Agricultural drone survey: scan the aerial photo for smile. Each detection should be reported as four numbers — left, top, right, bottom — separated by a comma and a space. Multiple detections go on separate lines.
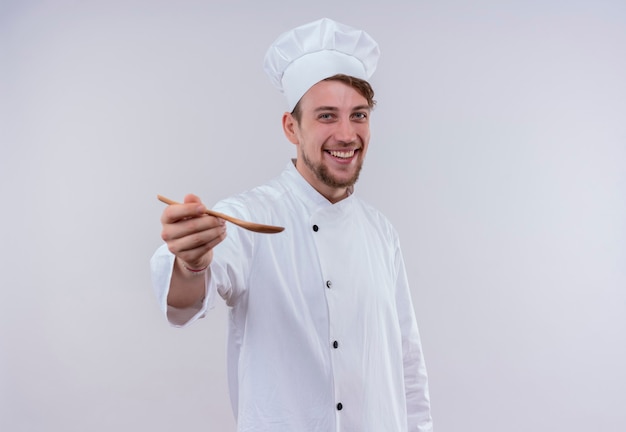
326, 149, 358, 159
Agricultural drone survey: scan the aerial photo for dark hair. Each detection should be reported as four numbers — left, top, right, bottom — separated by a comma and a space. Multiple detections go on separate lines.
290, 74, 376, 123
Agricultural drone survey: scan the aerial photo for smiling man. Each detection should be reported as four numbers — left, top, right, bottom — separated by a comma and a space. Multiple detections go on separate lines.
284, 76, 372, 202
151, 18, 433, 432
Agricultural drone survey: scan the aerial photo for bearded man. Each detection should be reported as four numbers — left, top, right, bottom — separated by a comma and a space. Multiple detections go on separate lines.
151, 17, 433, 432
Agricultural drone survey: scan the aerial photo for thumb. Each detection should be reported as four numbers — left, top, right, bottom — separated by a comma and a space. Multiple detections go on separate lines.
183, 193, 203, 205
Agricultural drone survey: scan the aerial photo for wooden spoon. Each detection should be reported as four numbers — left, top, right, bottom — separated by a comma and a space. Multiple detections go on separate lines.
157, 195, 284, 234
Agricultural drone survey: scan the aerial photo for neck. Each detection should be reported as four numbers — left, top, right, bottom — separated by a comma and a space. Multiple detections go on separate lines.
292, 158, 353, 203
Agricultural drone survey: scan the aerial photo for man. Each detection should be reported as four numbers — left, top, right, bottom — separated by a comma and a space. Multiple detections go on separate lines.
151, 18, 433, 431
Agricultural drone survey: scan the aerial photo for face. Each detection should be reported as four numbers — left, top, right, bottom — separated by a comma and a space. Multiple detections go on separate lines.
283, 80, 371, 203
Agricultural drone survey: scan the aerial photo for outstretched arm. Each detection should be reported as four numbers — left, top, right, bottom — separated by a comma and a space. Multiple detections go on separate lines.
159, 193, 227, 308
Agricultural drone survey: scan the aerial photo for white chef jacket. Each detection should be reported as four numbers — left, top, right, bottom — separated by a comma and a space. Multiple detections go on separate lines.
151, 161, 433, 432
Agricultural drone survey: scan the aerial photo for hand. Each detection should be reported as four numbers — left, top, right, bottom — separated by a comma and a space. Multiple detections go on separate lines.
160, 193, 227, 270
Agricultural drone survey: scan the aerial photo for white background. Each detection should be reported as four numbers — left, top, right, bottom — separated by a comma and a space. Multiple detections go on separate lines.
1, 1, 625, 431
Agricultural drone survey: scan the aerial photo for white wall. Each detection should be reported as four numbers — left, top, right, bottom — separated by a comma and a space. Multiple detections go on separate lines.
1, 1, 625, 431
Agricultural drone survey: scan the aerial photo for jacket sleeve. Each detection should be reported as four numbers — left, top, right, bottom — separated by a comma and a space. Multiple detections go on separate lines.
150, 243, 216, 327
394, 239, 434, 432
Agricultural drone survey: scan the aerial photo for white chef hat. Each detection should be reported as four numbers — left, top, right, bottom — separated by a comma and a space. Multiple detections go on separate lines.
263, 18, 380, 111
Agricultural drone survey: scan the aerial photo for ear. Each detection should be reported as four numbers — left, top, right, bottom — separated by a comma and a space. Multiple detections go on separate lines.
282, 112, 299, 145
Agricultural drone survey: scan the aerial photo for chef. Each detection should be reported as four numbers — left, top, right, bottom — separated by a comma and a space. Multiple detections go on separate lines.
151, 17, 433, 432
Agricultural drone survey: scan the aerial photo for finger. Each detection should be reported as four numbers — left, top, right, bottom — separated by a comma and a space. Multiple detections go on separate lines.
177, 249, 214, 272
166, 224, 222, 252
162, 213, 224, 242
183, 193, 202, 204
167, 225, 227, 259
161, 201, 207, 224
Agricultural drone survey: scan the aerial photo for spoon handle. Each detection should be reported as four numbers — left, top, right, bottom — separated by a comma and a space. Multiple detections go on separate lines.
157, 194, 284, 234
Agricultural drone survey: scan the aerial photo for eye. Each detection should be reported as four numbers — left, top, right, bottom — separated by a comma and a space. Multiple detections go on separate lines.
352, 112, 368, 120
318, 113, 335, 121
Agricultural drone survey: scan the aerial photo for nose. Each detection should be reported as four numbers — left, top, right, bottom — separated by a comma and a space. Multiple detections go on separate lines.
334, 118, 357, 143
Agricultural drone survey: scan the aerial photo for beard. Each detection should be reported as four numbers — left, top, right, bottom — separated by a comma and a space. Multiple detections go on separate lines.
301, 150, 364, 189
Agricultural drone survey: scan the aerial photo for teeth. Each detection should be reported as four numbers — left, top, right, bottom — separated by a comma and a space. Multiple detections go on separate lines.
328, 149, 356, 158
